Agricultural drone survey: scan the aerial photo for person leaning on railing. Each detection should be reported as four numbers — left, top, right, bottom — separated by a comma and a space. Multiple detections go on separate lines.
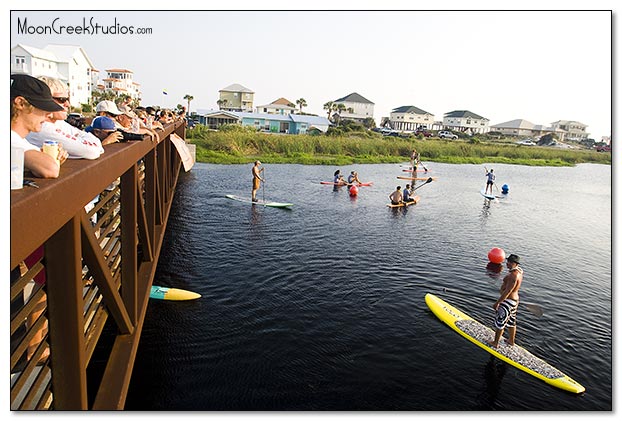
10, 74, 68, 178
116, 104, 160, 142
26, 76, 105, 160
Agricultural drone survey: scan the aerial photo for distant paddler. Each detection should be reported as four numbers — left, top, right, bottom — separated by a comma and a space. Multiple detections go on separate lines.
347, 171, 362, 185
252, 160, 264, 202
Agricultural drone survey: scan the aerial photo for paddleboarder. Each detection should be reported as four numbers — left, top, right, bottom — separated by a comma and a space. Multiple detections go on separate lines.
410, 148, 420, 172
389, 185, 403, 205
403, 184, 416, 203
485, 168, 495, 195
333, 169, 347, 185
252, 160, 264, 202
487, 254, 523, 348
347, 171, 362, 185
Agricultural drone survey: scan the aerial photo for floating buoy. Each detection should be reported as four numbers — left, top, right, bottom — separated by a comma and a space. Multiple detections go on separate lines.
502, 184, 509, 194
488, 247, 505, 264
349, 185, 358, 196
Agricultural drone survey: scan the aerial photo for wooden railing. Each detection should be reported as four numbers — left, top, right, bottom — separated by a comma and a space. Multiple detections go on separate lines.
10, 121, 186, 410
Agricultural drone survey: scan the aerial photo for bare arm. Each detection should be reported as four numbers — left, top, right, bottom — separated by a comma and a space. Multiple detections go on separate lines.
24, 150, 60, 179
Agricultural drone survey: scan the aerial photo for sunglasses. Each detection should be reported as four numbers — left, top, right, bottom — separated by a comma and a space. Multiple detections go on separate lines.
53, 97, 70, 104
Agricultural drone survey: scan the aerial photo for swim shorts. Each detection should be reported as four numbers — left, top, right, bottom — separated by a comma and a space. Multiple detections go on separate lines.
493, 299, 518, 330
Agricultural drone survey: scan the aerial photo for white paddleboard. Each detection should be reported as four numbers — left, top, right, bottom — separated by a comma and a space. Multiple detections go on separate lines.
225, 194, 293, 208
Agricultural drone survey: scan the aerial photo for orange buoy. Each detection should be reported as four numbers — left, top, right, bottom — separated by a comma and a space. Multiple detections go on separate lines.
349, 185, 358, 196
488, 247, 505, 264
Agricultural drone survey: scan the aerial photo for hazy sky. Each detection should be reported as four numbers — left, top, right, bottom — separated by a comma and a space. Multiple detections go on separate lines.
9, 8, 613, 140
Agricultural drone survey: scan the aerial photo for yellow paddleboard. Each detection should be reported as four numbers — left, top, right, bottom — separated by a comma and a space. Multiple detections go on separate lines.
425, 293, 585, 394
150, 285, 201, 301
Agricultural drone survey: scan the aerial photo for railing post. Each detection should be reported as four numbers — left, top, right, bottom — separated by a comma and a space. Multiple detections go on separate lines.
121, 163, 138, 324
45, 215, 88, 409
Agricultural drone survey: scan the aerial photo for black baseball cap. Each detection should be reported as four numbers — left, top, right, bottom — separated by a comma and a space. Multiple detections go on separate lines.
10, 74, 64, 112
507, 254, 520, 264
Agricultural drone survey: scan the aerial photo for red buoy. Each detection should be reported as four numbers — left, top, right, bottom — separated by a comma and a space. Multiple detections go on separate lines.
349, 185, 358, 196
488, 247, 505, 264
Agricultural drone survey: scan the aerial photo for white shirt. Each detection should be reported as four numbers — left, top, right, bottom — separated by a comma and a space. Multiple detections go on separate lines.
11, 130, 39, 152
26, 120, 104, 160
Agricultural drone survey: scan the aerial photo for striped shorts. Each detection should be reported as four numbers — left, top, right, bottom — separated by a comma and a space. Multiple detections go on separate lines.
493, 299, 518, 330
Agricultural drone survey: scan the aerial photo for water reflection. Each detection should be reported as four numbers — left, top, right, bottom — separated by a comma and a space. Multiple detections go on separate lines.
475, 356, 508, 409
485, 262, 504, 280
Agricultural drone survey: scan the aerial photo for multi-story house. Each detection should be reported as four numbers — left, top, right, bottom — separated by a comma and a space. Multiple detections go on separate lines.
100, 69, 141, 101
388, 105, 435, 131
196, 109, 331, 134
332, 92, 374, 122
549, 120, 589, 141
255, 98, 296, 115
490, 119, 567, 140
443, 110, 490, 134
218, 83, 254, 112
10, 43, 96, 108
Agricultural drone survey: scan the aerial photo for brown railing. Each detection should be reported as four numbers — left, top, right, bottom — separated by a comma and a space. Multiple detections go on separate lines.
10, 121, 186, 410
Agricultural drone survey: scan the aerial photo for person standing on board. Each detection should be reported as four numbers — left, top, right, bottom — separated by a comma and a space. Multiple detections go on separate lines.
252, 160, 264, 202
410, 148, 419, 172
487, 254, 523, 348
389, 185, 403, 206
485, 168, 495, 195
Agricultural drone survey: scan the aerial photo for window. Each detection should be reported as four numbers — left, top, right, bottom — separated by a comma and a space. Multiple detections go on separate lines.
16, 56, 25, 64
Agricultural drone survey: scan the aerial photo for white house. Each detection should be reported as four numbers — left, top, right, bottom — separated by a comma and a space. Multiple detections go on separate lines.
549, 120, 589, 141
100, 69, 141, 101
255, 98, 296, 115
443, 110, 490, 134
388, 105, 435, 131
333, 92, 374, 122
11, 43, 96, 108
490, 119, 567, 140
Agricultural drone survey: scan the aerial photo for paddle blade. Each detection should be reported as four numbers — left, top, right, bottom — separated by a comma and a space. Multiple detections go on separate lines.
523, 303, 544, 317
425, 177, 433, 183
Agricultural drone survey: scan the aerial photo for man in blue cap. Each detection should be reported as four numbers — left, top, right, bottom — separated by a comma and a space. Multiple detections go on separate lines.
85, 116, 123, 145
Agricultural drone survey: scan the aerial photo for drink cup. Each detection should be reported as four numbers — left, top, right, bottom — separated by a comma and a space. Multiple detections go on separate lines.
42, 140, 60, 165
11, 147, 24, 190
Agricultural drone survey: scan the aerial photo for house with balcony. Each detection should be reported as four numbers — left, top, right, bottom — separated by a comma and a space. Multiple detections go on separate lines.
218, 83, 254, 112
490, 119, 567, 140
98, 69, 141, 101
443, 110, 490, 134
255, 98, 296, 115
387, 105, 435, 132
549, 120, 589, 141
332, 92, 374, 122
11, 43, 96, 108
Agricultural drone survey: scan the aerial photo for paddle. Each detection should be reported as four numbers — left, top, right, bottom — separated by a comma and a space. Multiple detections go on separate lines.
442, 287, 544, 317
262, 166, 266, 203
411, 177, 433, 192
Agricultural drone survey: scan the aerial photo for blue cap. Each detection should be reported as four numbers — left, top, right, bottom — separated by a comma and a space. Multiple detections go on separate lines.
85, 116, 116, 132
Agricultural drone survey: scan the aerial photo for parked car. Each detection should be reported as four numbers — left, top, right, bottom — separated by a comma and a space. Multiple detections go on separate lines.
415, 129, 433, 137
438, 130, 458, 140
596, 145, 611, 152
516, 139, 536, 146
66, 113, 85, 130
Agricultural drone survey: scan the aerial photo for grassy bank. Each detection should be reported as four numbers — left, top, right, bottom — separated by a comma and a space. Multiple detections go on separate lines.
187, 125, 611, 166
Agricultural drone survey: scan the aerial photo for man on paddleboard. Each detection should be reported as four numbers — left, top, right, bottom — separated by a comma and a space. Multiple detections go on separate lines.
252, 160, 264, 202
485, 168, 495, 195
488, 254, 523, 348
389, 185, 403, 205
403, 184, 416, 203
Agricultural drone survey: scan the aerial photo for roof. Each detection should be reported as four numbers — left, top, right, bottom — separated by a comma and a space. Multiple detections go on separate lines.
490, 119, 535, 130
106, 68, 133, 73
13, 44, 58, 62
220, 83, 254, 93
391, 105, 433, 115
444, 110, 488, 120
334, 92, 374, 104
272, 97, 295, 106
43, 44, 96, 69
223, 111, 331, 126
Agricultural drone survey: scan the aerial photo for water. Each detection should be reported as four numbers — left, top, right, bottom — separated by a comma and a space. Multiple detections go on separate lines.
125, 162, 611, 411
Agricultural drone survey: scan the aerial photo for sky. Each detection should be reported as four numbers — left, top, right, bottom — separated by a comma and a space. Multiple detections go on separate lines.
7, 7, 614, 141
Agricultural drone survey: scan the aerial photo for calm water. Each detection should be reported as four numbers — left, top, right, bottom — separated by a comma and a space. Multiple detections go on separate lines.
125, 162, 611, 411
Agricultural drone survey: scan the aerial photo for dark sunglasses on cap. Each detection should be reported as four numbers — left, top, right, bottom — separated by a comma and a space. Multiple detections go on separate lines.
53, 96, 70, 104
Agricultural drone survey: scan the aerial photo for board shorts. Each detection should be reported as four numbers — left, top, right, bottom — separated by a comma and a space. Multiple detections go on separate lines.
253, 178, 260, 190
493, 299, 518, 330
487, 180, 494, 185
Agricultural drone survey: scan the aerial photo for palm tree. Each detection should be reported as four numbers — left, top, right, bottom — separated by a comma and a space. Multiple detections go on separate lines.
296, 98, 307, 114
183, 94, 194, 113
323, 101, 334, 120
217, 99, 228, 110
